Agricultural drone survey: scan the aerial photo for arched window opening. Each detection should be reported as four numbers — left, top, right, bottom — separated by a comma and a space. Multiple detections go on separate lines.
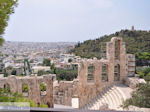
40, 82, 47, 96
22, 84, 29, 96
87, 64, 94, 83
115, 40, 120, 60
47, 102, 51, 108
114, 64, 120, 81
102, 64, 108, 82
37, 102, 40, 107
4, 83, 10, 93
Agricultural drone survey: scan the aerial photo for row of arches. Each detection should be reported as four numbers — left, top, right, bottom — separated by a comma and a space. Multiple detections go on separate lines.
2, 82, 47, 96
87, 64, 120, 83
22, 82, 47, 96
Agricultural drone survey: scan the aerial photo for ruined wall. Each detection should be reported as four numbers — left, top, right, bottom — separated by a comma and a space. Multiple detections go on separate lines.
54, 37, 135, 108
0, 74, 55, 108
54, 79, 79, 106
126, 54, 135, 76
76, 37, 131, 107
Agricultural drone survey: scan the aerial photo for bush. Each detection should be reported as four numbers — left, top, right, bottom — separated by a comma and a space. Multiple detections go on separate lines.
136, 67, 150, 81
122, 82, 150, 108
0, 88, 48, 107
68, 58, 72, 63
4, 73, 8, 77
37, 70, 49, 76
23, 84, 28, 93
54, 68, 78, 81
40, 83, 46, 91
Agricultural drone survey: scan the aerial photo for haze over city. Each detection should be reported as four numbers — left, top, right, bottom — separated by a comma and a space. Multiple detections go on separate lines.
4, 0, 150, 42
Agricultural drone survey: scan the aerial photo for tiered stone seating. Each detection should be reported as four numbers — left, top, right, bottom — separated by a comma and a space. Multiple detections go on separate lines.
83, 84, 132, 110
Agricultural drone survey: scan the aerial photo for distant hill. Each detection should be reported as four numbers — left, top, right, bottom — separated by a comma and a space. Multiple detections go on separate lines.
70, 30, 150, 66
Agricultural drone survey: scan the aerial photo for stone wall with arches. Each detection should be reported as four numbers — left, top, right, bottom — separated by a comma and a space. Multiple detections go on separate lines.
0, 74, 55, 108
77, 37, 135, 107
54, 37, 135, 108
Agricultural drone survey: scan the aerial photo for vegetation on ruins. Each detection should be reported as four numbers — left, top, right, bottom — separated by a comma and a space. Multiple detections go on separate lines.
0, 0, 18, 45
0, 88, 48, 107
70, 30, 150, 66
122, 82, 150, 108
22, 84, 29, 93
40, 83, 46, 91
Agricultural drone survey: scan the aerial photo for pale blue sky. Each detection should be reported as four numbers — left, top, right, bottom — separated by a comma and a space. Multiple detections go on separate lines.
4, 0, 150, 42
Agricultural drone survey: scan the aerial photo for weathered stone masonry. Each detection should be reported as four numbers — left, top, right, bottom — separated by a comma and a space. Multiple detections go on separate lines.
54, 37, 135, 108
0, 37, 135, 108
0, 74, 55, 108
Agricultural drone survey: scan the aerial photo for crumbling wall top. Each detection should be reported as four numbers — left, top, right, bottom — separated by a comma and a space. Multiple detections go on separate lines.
111, 37, 122, 42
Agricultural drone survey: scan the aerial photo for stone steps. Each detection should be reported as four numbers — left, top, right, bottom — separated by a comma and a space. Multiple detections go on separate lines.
83, 85, 128, 110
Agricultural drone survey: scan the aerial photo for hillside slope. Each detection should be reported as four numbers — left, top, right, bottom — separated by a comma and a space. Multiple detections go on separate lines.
71, 30, 150, 66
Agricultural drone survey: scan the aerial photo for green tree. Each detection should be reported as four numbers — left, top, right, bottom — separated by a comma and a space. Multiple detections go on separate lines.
0, 0, 18, 45
122, 82, 150, 108
71, 30, 150, 66
50, 63, 56, 74
68, 58, 72, 63
4, 73, 9, 77
37, 70, 45, 76
136, 67, 150, 81
53, 67, 78, 81
43, 58, 51, 66
37, 70, 50, 76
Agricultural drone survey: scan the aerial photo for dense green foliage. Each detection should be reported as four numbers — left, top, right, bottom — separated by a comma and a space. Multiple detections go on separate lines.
68, 58, 72, 63
50, 63, 56, 74
122, 82, 150, 108
43, 58, 51, 66
50, 64, 78, 81
136, 52, 150, 66
136, 67, 150, 81
0, 0, 18, 45
54, 68, 78, 81
71, 30, 150, 66
0, 88, 48, 107
37, 70, 50, 76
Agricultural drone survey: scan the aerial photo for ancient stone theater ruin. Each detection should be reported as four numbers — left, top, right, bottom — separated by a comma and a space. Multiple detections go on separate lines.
0, 37, 135, 110
54, 37, 135, 110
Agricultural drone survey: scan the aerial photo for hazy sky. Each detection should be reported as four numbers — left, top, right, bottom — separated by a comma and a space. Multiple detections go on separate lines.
3, 0, 150, 42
